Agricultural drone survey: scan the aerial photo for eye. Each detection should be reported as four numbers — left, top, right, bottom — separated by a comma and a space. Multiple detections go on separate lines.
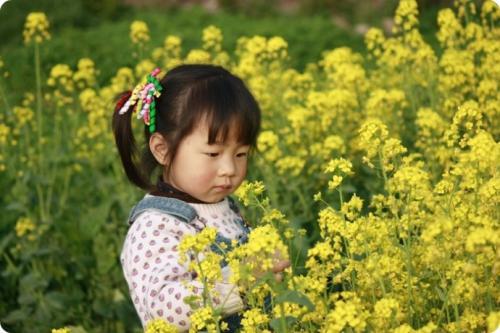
236, 152, 248, 158
205, 152, 219, 157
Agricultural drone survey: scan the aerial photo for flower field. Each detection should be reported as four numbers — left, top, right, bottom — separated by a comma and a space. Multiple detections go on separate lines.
0, 0, 499, 332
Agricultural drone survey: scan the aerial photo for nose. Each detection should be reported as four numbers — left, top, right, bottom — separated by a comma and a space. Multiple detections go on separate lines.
219, 155, 236, 177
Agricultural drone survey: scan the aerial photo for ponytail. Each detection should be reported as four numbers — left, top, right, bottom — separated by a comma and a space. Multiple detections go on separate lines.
112, 91, 153, 191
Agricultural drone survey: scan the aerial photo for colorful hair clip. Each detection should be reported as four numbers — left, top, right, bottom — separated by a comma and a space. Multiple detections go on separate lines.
117, 67, 163, 133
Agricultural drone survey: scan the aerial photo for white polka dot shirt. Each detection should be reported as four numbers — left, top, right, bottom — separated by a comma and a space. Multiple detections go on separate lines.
120, 195, 246, 331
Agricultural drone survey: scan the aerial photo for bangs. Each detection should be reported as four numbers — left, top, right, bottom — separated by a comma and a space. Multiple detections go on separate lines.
185, 75, 261, 146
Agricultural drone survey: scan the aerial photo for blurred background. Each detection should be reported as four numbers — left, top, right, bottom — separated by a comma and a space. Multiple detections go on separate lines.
0, 0, 451, 104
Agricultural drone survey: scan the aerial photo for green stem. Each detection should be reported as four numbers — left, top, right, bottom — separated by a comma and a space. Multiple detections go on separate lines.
57, 168, 72, 218
195, 255, 222, 333
279, 302, 289, 333
34, 42, 46, 222
453, 303, 461, 333
377, 149, 388, 188
0, 78, 11, 116
35, 42, 43, 149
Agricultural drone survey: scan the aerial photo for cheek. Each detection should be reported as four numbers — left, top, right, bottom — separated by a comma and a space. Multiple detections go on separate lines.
237, 160, 248, 178
193, 164, 218, 184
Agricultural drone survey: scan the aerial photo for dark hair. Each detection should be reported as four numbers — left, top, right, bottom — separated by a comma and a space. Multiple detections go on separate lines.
112, 64, 261, 191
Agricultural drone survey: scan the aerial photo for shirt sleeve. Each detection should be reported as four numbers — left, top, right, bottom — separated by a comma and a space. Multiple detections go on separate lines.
121, 210, 244, 332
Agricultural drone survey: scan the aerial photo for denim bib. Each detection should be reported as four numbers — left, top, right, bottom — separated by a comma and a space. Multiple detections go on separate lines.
127, 195, 250, 255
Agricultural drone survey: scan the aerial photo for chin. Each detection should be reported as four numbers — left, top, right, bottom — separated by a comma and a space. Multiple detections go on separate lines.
206, 194, 226, 203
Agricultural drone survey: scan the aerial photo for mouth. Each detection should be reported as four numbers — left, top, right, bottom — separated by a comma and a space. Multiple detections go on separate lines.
214, 185, 232, 191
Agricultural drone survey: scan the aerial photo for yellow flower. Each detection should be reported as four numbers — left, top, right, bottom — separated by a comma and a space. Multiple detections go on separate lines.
322, 292, 369, 333
0, 124, 10, 146
23, 12, 51, 44
445, 100, 485, 148
261, 208, 286, 225
51, 328, 71, 333
266, 36, 288, 61
144, 318, 177, 333
437, 8, 463, 48
185, 49, 212, 64
487, 311, 500, 333
393, 0, 419, 33
130, 20, 150, 45
372, 297, 403, 330
110, 67, 135, 93
13, 106, 34, 128
241, 308, 269, 333
15, 217, 36, 238
324, 158, 353, 175
324, 158, 351, 189
202, 25, 223, 53
275, 156, 305, 176
357, 118, 389, 167
79, 89, 97, 112
234, 180, 265, 206
365, 28, 385, 57
364, 89, 407, 135
47, 64, 74, 93
189, 306, 220, 333
257, 131, 281, 162
340, 194, 363, 220
196, 252, 223, 284
328, 175, 343, 191
228, 224, 288, 286
164, 35, 182, 57
73, 58, 97, 88
179, 227, 217, 257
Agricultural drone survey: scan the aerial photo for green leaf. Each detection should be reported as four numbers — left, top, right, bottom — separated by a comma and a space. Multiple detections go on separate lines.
183, 295, 201, 310
79, 201, 112, 239
93, 233, 116, 274
2, 309, 30, 324
0, 233, 14, 256
44, 291, 67, 310
19, 272, 48, 290
275, 290, 315, 312
18, 293, 36, 306
269, 316, 297, 333
66, 326, 88, 333
435, 286, 447, 302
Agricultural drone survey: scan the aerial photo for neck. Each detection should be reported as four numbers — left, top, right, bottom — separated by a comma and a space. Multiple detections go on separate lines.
150, 177, 210, 204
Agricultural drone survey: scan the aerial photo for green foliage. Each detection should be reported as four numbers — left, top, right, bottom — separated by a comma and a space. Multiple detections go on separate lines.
0, 4, 363, 106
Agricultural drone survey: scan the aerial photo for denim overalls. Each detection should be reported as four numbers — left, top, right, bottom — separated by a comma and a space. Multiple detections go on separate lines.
127, 194, 250, 332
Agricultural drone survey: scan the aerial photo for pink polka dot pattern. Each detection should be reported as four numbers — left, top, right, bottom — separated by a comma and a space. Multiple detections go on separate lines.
120, 197, 246, 332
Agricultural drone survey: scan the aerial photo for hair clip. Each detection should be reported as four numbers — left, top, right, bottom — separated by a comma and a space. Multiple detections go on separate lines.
117, 67, 163, 133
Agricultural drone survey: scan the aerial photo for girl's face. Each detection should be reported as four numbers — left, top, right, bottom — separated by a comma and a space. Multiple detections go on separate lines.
164, 119, 250, 203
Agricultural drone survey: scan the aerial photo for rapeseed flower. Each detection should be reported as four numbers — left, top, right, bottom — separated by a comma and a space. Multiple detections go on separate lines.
234, 181, 265, 206
202, 25, 223, 53
130, 20, 150, 45
23, 12, 50, 44
240, 308, 270, 333
15, 217, 36, 238
144, 319, 177, 333
51, 328, 71, 333
73, 58, 98, 89
189, 306, 222, 333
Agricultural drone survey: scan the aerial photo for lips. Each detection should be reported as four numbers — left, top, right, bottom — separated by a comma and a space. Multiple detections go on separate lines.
214, 184, 232, 191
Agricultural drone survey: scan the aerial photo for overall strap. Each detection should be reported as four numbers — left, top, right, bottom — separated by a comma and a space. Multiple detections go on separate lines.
226, 196, 240, 214
127, 195, 198, 225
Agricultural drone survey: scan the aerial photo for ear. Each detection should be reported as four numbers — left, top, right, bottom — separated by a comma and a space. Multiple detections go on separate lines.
149, 132, 169, 165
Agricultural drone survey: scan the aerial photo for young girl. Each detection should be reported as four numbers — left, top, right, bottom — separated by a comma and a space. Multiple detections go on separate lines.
112, 64, 288, 331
